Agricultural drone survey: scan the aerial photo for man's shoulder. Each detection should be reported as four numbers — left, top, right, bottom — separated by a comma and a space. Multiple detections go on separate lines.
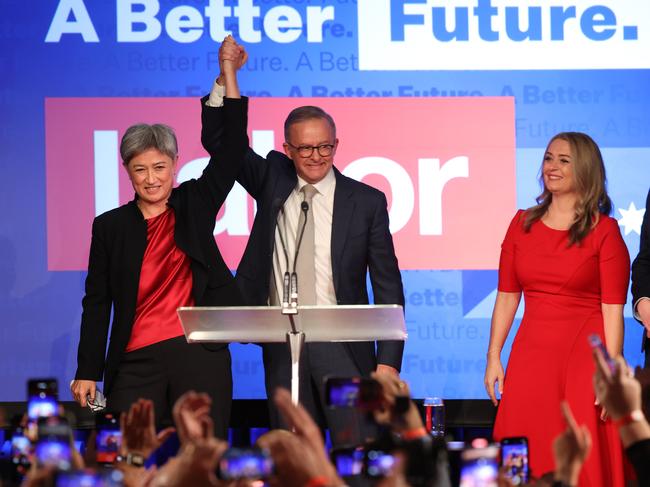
335, 170, 386, 201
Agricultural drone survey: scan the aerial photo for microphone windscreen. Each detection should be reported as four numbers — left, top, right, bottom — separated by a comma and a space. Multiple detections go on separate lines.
301, 201, 309, 211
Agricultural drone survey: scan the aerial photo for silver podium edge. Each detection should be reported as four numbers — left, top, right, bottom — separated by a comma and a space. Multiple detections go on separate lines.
177, 305, 407, 405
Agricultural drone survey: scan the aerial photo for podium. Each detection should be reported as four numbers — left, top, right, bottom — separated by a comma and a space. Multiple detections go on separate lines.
177, 305, 407, 404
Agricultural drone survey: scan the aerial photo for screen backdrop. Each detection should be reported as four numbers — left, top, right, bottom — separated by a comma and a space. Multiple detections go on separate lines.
1, 0, 649, 401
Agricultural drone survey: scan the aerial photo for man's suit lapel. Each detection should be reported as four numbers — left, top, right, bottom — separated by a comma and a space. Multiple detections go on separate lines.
331, 169, 355, 292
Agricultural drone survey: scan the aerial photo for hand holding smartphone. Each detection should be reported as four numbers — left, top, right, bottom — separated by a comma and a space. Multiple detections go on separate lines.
27, 378, 58, 420
36, 417, 73, 471
500, 437, 529, 485
325, 377, 383, 409
588, 334, 617, 373
95, 413, 122, 464
216, 448, 273, 480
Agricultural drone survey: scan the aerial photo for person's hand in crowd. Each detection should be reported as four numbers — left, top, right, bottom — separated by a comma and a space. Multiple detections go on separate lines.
70, 379, 96, 408
484, 352, 504, 406
269, 388, 344, 487
370, 372, 423, 435
256, 429, 323, 487
121, 465, 158, 487
217, 35, 248, 85
376, 364, 399, 376
120, 398, 175, 461
552, 401, 591, 487
592, 349, 642, 420
152, 435, 227, 487
153, 392, 228, 487
172, 391, 213, 446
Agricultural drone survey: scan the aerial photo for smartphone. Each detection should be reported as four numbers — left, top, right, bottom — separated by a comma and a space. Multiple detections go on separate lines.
500, 437, 529, 485
216, 448, 273, 480
364, 449, 396, 478
330, 446, 364, 476
27, 378, 58, 420
95, 413, 122, 464
459, 445, 499, 487
36, 417, 72, 471
10, 430, 31, 471
588, 334, 617, 372
55, 469, 124, 487
325, 377, 383, 409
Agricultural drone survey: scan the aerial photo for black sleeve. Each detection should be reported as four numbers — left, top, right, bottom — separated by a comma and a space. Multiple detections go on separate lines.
194, 97, 250, 213
75, 218, 112, 381
368, 192, 405, 371
200, 95, 271, 200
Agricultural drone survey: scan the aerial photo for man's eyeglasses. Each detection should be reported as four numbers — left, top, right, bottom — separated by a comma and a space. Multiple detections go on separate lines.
286, 142, 335, 158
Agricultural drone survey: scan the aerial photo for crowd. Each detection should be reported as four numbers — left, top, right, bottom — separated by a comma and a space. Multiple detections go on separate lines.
0, 347, 648, 487
5, 34, 646, 487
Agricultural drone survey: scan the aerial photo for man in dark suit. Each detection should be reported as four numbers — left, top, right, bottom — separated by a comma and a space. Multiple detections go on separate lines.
632, 189, 650, 367
203, 38, 404, 445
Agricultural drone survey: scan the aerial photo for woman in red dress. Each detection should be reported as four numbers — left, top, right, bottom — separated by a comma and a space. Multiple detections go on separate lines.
484, 132, 630, 486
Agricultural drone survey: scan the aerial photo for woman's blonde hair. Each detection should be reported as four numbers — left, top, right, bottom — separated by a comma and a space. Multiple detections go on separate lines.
524, 132, 612, 245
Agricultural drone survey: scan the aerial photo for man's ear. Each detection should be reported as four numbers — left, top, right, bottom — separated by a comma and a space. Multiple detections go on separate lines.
282, 142, 291, 158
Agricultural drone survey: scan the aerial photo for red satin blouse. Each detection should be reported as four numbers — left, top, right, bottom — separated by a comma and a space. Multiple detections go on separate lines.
126, 208, 194, 352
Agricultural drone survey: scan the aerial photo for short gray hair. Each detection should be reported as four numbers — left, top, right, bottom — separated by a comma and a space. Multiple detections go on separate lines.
120, 123, 178, 165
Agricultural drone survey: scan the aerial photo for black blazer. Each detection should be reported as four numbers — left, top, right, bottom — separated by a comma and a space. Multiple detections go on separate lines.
75, 98, 248, 394
632, 189, 650, 352
201, 97, 405, 375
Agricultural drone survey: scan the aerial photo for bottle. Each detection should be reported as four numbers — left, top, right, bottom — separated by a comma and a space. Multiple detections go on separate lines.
423, 397, 445, 438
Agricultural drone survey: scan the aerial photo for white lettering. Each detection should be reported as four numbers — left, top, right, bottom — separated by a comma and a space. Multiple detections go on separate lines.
204, 0, 232, 41
45, 0, 99, 42
306, 6, 335, 43
166, 6, 204, 43
93, 131, 119, 216
342, 157, 414, 233
117, 0, 162, 43
418, 156, 469, 235
264, 6, 303, 44
235, 0, 261, 43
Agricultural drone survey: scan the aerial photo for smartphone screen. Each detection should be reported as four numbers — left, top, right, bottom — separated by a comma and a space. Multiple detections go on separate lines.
364, 449, 396, 478
331, 447, 364, 476
217, 448, 273, 480
36, 417, 72, 471
459, 446, 499, 487
27, 378, 58, 420
10, 432, 31, 470
95, 413, 122, 464
588, 334, 617, 372
500, 437, 529, 485
325, 377, 382, 409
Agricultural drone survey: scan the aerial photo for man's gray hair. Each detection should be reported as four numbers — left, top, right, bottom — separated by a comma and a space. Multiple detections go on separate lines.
120, 123, 178, 165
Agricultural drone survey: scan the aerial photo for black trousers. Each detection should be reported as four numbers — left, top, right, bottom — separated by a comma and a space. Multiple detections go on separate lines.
107, 336, 232, 439
263, 342, 377, 447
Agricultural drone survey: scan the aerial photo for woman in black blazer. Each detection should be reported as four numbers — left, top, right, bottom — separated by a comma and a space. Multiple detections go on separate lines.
70, 53, 248, 435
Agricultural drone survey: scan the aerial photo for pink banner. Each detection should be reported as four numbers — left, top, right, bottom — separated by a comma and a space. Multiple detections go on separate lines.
46, 97, 515, 271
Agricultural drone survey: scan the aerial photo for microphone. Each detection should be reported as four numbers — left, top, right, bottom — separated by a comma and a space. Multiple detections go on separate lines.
275, 205, 292, 310
291, 201, 310, 309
